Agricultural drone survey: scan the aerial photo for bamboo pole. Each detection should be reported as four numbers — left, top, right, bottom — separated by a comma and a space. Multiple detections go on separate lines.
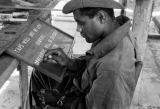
132, 0, 154, 61
18, 62, 28, 109
130, 0, 154, 108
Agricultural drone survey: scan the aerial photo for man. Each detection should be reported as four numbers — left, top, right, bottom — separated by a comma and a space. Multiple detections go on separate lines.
30, 0, 141, 109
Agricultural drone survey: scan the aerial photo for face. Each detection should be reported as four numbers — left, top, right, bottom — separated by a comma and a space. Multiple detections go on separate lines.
73, 10, 104, 43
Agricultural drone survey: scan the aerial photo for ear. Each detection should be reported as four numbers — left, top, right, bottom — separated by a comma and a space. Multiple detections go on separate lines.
95, 10, 107, 24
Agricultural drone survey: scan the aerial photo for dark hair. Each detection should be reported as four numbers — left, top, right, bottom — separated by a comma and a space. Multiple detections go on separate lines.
78, 7, 115, 19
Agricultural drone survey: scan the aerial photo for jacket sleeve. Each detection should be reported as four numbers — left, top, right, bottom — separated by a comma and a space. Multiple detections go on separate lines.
85, 63, 132, 109
85, 70, 116, 109
67, 56, 87, 72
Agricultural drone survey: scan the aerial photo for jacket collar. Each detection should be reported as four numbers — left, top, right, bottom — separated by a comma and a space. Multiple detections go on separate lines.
87, 20, 131, 58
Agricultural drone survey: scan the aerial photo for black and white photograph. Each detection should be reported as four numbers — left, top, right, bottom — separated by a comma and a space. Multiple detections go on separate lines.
0, 0, 160, 109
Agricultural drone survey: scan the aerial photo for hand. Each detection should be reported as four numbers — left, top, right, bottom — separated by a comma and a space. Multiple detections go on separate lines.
37, 89, 62, 106
43, 48, 71, 66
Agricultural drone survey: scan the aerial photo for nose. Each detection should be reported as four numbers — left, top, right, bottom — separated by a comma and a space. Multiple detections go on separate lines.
76, 24, 82, 32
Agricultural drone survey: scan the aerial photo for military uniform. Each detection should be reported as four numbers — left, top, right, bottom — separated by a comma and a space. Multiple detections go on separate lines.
66, 19, 137, 109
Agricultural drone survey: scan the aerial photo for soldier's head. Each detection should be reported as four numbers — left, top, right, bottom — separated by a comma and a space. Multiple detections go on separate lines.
63, 0, 123, 43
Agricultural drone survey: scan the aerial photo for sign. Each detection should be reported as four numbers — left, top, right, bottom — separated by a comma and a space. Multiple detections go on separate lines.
0, 0, 58, 55
7, 19, 74, 82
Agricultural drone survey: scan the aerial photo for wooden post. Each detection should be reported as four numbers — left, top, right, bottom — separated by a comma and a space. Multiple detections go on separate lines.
0, 56, 18, 88
132, 0, 154, 61
152, 17, 160, 33
148, 34, 160, 40
130, 0, 154, 108
18, 62, 28, 109
119, 0, 127, 15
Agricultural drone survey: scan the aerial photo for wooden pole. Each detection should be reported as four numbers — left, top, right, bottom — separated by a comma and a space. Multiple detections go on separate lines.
130, 0, 154, 108
18, 62, 28, 109
0, 56, 18, 88
152, 17, 160, 33
119, 0, 127, 15
132, 0, 154, 61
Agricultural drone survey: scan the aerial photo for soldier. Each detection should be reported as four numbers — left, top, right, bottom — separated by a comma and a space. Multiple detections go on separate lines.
31, 0, 140, 109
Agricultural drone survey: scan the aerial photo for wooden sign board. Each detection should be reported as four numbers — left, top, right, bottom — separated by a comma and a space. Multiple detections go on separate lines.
7, 19, 74, 82
0, 0, 58, 55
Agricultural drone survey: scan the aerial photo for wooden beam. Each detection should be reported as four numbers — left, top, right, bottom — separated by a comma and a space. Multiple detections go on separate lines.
119, 0, 127, 15
0, 55, 18, 88
148, 34, 160, 40
18, 62, 28, 109
130, 0, 154, 108
132, 0, 154, 61
152, 17, 160, 33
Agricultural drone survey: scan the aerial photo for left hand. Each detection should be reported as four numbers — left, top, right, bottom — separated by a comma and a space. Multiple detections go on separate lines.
37, 89, 62, 106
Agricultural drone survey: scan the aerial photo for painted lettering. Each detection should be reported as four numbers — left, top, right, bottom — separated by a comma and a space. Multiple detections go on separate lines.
35, 34, 46, 46
34, 49, 46, 65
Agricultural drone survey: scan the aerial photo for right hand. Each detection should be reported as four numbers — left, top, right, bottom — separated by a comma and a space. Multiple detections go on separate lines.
43, 48, 71, 67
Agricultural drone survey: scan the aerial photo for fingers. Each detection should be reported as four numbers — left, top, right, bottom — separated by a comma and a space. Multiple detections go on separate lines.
37, 89, 50, 105
43, 48, 62, 62
45, 48, 63, 57
43, 55, 60, 64
45, 49, 60, 57
40, 89, 53, 95
42, 47, 69, 66
40, 89, 45, 94
37, 92, 45, 105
